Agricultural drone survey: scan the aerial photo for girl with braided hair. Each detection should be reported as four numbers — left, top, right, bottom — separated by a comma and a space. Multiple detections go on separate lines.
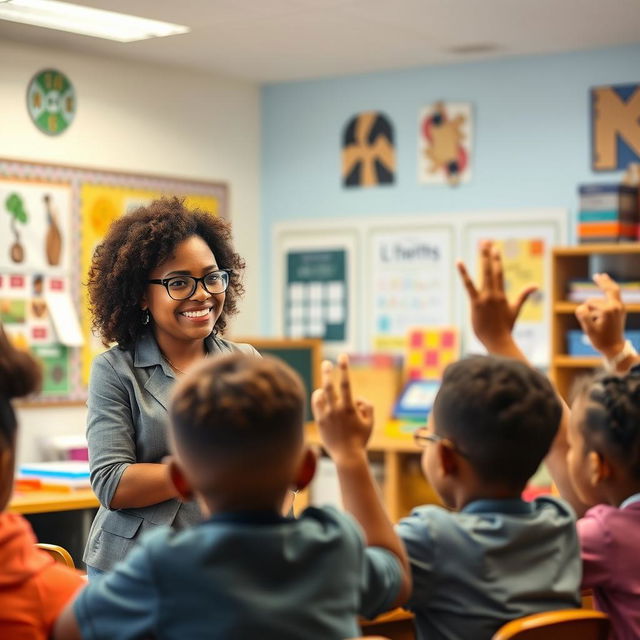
565, 370, 640, 640
457, 240, 640, 640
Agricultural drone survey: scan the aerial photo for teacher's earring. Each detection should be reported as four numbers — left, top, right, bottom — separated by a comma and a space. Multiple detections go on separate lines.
142, 309, 150, 325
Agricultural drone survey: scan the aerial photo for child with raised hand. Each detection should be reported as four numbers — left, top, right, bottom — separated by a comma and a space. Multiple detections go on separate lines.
457, 241, 640, 639
54, 353, 409, 640
395, 352, 581, 639
0, 324, 84, 638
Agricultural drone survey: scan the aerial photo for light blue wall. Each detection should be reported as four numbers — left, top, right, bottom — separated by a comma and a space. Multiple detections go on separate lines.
260, 44, 640, 333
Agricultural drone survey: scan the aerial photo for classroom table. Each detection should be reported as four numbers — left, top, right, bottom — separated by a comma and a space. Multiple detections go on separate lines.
9, 487, 99, 568
9, 488, 99, 515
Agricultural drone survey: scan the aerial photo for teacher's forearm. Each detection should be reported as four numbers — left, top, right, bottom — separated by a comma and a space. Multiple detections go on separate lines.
109, 463, 178, 509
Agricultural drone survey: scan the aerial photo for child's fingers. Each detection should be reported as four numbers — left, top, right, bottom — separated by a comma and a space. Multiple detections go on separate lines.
593, 272, 622, 303
575, 304, 596, 334
456, 260, 478, 300
491, 246, 505, 292
481, 241, 494, 292
321, 360, 336, 407
311, 388, 327, 416
337, 354, 353, 407
356, 399, 374, 423
512, 285, 538, 317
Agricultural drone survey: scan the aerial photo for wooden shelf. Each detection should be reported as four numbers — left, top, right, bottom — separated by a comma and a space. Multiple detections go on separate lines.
554, 301, 640, 314
552, 243, 640, 400
553, 243, 640, 257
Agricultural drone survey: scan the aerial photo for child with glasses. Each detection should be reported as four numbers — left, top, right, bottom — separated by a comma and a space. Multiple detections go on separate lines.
396, 354, 581, 639
0, 325, 85, 638
82, 197, 259, 578
53, 354, 410, 640
458, 241, 640, 639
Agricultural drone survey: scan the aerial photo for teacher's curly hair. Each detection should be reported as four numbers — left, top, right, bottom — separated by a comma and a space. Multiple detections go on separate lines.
87, 197, 245, 350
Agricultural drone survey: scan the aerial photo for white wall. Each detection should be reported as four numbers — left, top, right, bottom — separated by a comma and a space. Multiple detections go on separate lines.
1, 40, 261, 463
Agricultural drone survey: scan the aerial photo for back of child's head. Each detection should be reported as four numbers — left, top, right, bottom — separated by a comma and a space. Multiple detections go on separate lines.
170, 353, 305, 468
0, 325, 41, 449
573, 371, 640, 479
433, 355, 562, 490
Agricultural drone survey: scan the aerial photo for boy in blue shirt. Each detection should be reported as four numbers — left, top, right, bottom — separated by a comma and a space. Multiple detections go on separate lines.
397, 353, 582, 639
54, 353, 410, 640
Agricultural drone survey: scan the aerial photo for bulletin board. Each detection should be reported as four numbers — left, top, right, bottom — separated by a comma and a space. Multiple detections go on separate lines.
0, 157, 228, 404
273, 209, 567, 366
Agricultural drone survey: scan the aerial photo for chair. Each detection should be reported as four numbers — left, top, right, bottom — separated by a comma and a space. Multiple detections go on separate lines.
492, 609, 610, 640
36, 543, 75, 568
360, 608, 416, 640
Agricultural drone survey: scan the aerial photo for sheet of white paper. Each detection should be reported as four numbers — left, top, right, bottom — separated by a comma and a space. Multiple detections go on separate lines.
44, 291, 84, 346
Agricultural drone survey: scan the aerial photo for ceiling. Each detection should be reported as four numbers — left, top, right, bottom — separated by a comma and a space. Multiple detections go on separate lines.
2, 0, 640, 84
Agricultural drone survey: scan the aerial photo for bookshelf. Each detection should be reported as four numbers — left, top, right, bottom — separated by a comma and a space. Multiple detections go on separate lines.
551, 243, 640, 401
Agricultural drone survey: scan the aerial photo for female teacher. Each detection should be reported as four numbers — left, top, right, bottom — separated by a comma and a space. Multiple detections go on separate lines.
83, 198, 258, 577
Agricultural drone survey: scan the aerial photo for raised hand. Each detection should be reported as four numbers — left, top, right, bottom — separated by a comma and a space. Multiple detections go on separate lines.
456, 240, 537, 352
575, 273, 626, 359
311, 354, 374, 464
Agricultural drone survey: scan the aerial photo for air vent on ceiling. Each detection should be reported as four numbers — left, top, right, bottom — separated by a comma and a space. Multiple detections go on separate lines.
447, 43, 501, 55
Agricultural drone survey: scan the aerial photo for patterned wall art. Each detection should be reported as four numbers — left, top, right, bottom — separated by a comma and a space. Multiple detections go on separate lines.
418, 102, 472, 186
592, 83, 640, 171
342, 111, 396, 187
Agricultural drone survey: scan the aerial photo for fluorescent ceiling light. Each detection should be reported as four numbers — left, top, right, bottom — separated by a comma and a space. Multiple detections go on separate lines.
0, 0, 190, 42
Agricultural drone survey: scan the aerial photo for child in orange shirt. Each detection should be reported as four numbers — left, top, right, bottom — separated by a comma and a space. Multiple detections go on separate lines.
0, 325, 85, 638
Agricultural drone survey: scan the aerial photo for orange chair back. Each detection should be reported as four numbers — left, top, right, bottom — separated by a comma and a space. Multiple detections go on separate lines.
492, 608, 610, 640
36, 543, 75, 568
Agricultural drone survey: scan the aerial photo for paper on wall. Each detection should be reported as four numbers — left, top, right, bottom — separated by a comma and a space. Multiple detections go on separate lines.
44, 291, 84, 347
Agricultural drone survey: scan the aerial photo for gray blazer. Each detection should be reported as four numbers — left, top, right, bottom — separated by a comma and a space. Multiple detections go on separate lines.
83, 330, 259, 572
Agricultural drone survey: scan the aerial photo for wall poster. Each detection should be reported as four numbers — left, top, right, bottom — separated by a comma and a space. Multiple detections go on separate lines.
367, 225, 455, 353
274, 227, 358, 355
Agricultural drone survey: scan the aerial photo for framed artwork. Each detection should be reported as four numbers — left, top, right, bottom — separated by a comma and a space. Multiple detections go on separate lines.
592, 83, 640, 171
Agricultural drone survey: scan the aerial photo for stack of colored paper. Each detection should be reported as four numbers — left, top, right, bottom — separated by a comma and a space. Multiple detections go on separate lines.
578, 184, 638, 243
567, 279, 640, 303
18, 461, 91, 490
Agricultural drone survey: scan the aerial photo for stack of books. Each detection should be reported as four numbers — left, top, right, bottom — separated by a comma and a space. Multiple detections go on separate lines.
567, 279, 640, 303
18, 461, 91, 491
578, 184, 638, 243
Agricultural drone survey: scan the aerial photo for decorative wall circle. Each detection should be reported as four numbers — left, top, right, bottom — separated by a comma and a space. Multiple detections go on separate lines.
27, 69, 76, 136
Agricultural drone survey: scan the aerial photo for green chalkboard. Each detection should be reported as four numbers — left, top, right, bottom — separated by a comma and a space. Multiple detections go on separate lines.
234, 338, 322, 422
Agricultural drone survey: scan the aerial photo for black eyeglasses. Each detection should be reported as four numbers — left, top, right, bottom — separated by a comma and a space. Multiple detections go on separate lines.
147, 269, 231, 301
413, 426, 443, 448
413, 426, 468, 457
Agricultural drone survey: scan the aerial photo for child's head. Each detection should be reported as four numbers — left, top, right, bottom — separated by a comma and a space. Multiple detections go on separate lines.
168, 353, 315, 513
568, 372, 640, 506
423, 355, 562, 507
0, 325, 41, 511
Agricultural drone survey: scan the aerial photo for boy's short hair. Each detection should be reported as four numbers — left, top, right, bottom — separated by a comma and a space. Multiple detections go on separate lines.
433, 355, 562, 489
573, 371, 640, 479
170, 353, 305, 463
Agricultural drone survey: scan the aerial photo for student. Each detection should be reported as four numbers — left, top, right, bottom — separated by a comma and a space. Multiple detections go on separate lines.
54, 354, 410, 640
0, 325, 85, 638
82, 197, 259, 577
396, 354, 581, 639
458, 241, 640, 639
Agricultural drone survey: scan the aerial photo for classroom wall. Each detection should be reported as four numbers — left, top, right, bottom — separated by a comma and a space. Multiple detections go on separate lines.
2, 40, 261, 463
260, 44, 640, 334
